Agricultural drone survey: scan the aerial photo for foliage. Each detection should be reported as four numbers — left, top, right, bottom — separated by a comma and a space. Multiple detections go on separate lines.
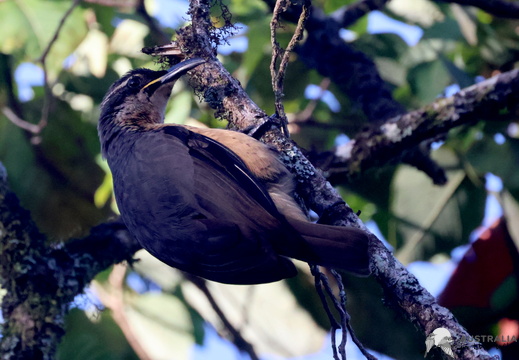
0, 0, 518, 359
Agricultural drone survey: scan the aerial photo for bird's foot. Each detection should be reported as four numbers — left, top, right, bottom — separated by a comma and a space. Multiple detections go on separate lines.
242, 114, 288, 139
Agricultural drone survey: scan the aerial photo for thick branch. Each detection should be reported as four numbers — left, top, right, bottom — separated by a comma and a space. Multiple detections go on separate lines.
0, 162, 140, 359
322, 69, 519, 183
170, 1, 500, 358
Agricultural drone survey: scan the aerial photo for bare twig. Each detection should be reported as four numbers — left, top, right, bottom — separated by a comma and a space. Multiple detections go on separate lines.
93, 264, 152, 360
37, 0, 81, 64
184, 274, 260, 360
331, 269, 377, 360
269, 0, 310, 136
293, 77, 332, 123
311, 265, 342, 360
2, 107, 42, 135
35, 0, 82, 138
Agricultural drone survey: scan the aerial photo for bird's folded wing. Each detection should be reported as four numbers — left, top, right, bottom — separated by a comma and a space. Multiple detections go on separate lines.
119, 125, 298, 284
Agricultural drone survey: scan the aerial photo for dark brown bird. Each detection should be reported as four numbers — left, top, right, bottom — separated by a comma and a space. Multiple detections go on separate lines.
98, 58, 370, 285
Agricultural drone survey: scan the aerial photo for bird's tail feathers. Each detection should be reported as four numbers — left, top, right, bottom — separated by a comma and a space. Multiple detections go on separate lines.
281, 218, 371, 276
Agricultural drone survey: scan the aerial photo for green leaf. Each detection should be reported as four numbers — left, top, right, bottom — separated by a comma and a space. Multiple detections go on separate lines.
182, 280, 326, 357
407, 59, 451, 103
0, 0, 88, 79
323, 0, 357, 14
0, 98, 109, 238
124, 293, 196, 359
392, 148, 486, 264
387, 0, 444, 27
354, 33, 409, 60
439, 55, 474, 88
501, 191, 519, 255
422, 16, 463, 41
374, 57, 407, 86
241, 18, 271, 81
466, 137, 519, 201
57, 309, 139, 360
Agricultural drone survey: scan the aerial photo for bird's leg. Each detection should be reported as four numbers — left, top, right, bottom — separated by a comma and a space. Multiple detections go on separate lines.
241, 114, 288, 140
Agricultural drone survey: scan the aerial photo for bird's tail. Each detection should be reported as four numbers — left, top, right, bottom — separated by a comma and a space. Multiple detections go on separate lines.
280, 217, 371, 276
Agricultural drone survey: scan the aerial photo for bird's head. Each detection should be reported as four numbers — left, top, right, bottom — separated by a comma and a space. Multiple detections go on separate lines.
98, 58, 205, 154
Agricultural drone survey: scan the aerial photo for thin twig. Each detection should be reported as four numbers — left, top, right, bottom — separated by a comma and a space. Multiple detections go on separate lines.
294, 77, 332, 123
269, 0, 310, 136
93, 264, 153, 360
36, 0, 82, 137
2, 107, 41, 134
310, 265, 341, 360
37, 0, 81, 64
331, 270, 378, 360
185, 274, 260, 360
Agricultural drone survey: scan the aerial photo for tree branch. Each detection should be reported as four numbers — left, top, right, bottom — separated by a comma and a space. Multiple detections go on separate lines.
0, 162, 140, 359
166, 1, 500, 358
270, 0, 310, 135
319, 69, 519, 183
264, 0, 404, 123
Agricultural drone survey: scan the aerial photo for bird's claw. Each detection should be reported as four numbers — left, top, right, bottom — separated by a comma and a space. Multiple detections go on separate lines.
242, 114, 289, 139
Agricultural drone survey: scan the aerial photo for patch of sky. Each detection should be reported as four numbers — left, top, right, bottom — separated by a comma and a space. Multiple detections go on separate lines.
486, 173, 503, 192
126, 272, 162, 293
111, 17, 123, 27
62, 54, 76, 70
72, 287, 104, 312
494, 133, 505, 145
475, 75, 486, 83
304, 84, 341, 112
153, 0, 190, 29
267, 330, 395, 360
339, 28, 357, 42
407, 260, 455, 297
14, 63, 44, 102
335, 133, 350, 146
366, 220, 392, 251
191, 325, 250, 360
217, 24, 249, 55
367, 11, 423, 46
444, 83, 460, 97
431, 140, 444, 150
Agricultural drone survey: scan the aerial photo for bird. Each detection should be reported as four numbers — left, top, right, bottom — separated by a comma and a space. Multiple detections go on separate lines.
424, 328, 454, 358
97, 58, 370, 285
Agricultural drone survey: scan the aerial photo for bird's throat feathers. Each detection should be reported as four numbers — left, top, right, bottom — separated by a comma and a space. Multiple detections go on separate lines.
98, 100, 167, 159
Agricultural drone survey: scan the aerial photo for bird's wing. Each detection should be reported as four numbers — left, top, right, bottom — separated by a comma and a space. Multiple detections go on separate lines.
174, 126, 280, 214
115, 125, 297, 284
440, 344, 454, 357
424, 335, 435, 357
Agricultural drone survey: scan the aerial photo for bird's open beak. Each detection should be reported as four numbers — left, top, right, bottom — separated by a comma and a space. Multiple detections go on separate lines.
142, 58, 206, 93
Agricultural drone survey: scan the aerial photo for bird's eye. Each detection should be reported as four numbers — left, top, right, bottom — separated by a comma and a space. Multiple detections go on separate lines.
127, 77, 141, 89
